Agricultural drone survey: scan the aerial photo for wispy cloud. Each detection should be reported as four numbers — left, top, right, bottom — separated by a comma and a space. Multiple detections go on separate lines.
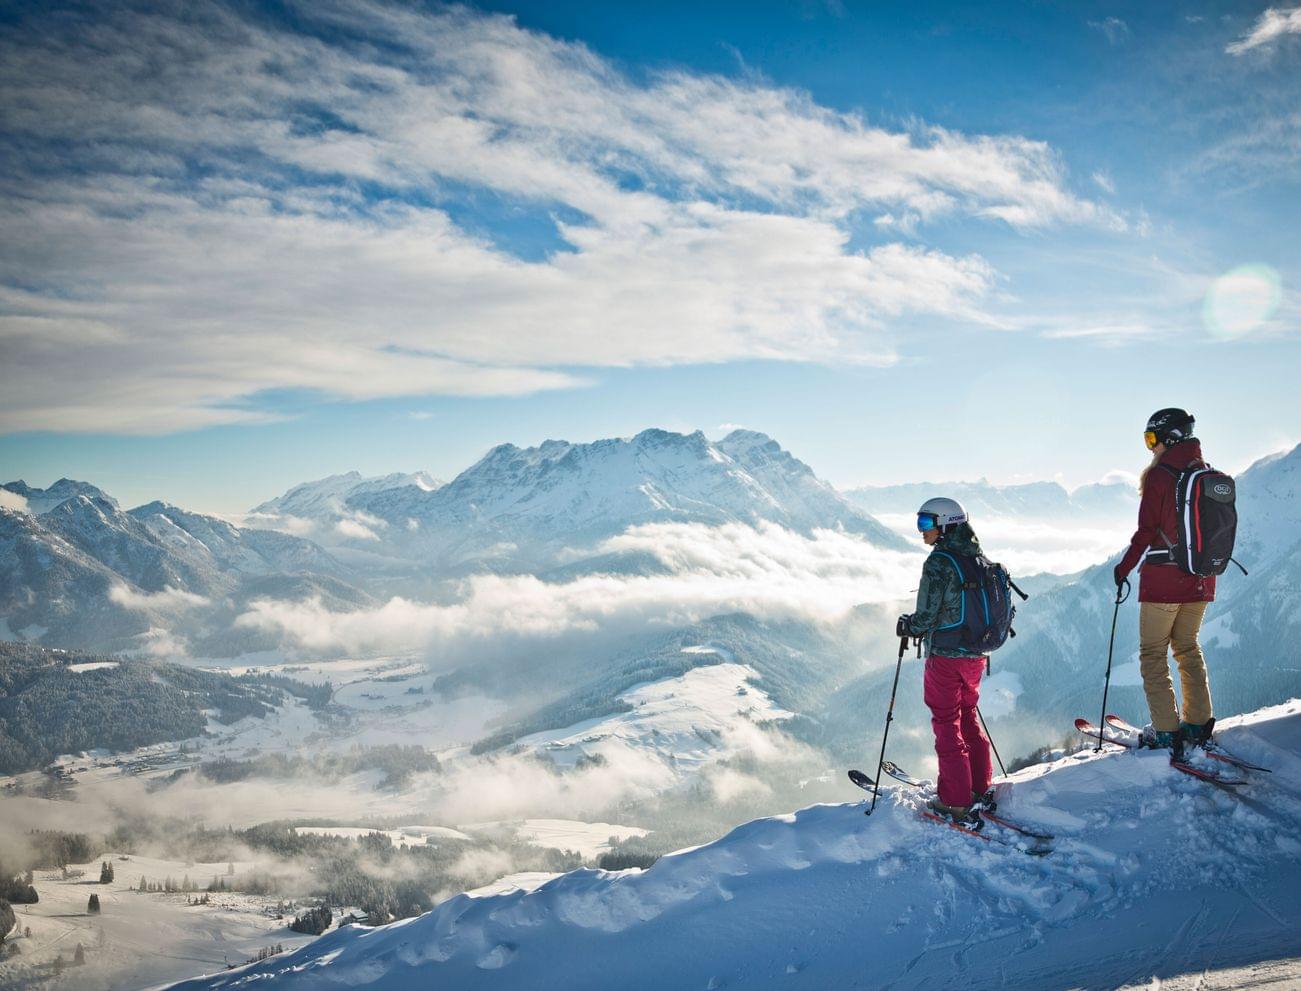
1089, 17, 1131, 45
108, 583, 211, 612
1039, 320, 1170, 346
0, 1, 1115, 434
1227, 6, 1301, 54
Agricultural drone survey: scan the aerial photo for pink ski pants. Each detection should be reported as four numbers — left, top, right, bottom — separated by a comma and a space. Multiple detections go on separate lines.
923, 653, 992, 808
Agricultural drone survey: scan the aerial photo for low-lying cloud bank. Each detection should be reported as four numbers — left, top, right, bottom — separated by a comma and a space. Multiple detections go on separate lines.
233, 522, 920, 656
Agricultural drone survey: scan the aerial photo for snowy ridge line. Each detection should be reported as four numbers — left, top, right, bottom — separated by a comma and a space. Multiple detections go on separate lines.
162, 700, 1301, 990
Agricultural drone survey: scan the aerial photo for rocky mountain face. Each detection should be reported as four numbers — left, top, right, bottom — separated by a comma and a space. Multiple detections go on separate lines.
1, 478, 119, 515
0, 484, 368, 654
328, 428, 907, 570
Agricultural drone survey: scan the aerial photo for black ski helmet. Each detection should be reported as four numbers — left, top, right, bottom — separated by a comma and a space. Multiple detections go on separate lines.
1145, 408, 1195, 447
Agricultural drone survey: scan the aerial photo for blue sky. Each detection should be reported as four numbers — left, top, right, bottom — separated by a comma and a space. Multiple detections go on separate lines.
1, 0, 1298, 512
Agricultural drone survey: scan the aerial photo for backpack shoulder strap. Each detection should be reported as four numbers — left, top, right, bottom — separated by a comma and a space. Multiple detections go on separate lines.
933, 550, 979, 589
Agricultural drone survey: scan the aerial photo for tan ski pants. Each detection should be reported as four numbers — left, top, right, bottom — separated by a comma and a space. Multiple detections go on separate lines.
1139, 600, 1213, 732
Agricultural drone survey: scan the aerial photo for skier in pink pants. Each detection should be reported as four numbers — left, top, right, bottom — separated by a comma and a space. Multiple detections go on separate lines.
897, 497, 995, 822
923, 653, 991, 814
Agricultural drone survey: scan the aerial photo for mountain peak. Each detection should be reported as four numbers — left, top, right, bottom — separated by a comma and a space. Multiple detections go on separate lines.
2, 478, 119, 514
720, 428, 775, 446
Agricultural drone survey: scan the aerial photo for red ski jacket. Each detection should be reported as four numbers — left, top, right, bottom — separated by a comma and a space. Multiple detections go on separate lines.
1116, 440, 1216, 604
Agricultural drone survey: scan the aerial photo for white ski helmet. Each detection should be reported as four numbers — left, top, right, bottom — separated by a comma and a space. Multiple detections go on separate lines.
916, 496, 968, 533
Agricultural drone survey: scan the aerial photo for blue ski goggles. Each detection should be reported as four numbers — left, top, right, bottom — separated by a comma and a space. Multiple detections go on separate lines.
916, 512, 940, 533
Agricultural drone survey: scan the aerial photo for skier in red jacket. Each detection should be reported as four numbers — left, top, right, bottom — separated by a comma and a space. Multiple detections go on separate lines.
1113, 408, 1215, 756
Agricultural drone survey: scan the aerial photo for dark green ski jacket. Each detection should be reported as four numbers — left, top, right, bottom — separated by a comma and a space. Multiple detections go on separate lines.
906, 524, 984, 658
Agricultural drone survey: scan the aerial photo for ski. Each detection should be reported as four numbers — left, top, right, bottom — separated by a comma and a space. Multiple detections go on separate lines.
882, 761, 1055, 842
1169, 758, 1246, 787
919, 810, 990, 842
1075, 717, 1140, 749
1075, 718, 1246, 787
980, 809, 1055, 842
881, 760, 924, 788
1104, 714, 1270, 773
847, 768, 876, 794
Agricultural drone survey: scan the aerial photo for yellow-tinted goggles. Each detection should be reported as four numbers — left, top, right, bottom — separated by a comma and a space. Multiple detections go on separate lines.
1144, 430, 1159, 450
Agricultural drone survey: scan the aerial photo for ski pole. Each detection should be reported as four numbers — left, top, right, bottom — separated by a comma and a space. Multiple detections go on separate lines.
976, 706, 1006, 778
1096, 577, 1131, 752
867, 635, 909, 816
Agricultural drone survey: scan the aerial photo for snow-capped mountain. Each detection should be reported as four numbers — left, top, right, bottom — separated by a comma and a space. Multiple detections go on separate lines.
252, 470, 441, 519
41, 495, 230, 597
0, 508, 153, 647
1, 477, 119, 515
162, 701, 1301, 991
343, 429, 907, 570
0, 485, 367, 653
131, 501, 349, 580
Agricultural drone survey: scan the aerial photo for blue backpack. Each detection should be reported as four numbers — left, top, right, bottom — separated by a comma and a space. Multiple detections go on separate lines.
929, 552, 1024, 654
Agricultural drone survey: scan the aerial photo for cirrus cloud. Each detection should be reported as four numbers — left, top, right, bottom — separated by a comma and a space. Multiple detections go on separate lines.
1227, 6, 1301, 54
0, 1, 1115, 434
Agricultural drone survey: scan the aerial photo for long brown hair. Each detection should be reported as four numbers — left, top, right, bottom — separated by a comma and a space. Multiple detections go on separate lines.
1138, 447, 1164, 495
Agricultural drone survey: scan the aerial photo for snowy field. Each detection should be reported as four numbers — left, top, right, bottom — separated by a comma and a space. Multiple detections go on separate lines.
459, 820, 650, 860
293, 826, 473, 845
160, 700, 1301, 991
515, 662, 793, 773
0, 854, 317, 991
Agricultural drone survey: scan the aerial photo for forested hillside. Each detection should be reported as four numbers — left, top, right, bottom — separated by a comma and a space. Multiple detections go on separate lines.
0, 642, 327, 774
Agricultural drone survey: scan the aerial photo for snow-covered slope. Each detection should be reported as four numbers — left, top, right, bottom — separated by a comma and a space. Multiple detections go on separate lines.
514, 661, 792, 773
164, 700, 1301, 991
130, 501, 349, 579
345, 428, 906, 570
252, 470, 441, 519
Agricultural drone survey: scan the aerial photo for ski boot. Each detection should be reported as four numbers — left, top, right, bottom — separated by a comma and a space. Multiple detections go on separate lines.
927, 798, 982, 829
1140, 724, 1185, 761
1180, 718, 1215, 750
970, 787, 998, 814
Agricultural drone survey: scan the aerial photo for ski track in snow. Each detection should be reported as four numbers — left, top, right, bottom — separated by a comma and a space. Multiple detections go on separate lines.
156, 701, 1301, 991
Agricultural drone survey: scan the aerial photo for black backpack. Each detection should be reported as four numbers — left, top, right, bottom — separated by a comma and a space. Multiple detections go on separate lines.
1154, 462, 1246, 577
930, 552, 1025, 654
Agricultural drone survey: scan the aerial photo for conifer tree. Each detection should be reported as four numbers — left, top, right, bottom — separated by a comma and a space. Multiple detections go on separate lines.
87, 894, 100, 914
74, 943, 85, 965
0, 898, 14, 945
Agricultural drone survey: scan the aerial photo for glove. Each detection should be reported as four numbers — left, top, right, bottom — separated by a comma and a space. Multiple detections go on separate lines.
1113, 564, 1127, 588
896, 614, 913, 638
